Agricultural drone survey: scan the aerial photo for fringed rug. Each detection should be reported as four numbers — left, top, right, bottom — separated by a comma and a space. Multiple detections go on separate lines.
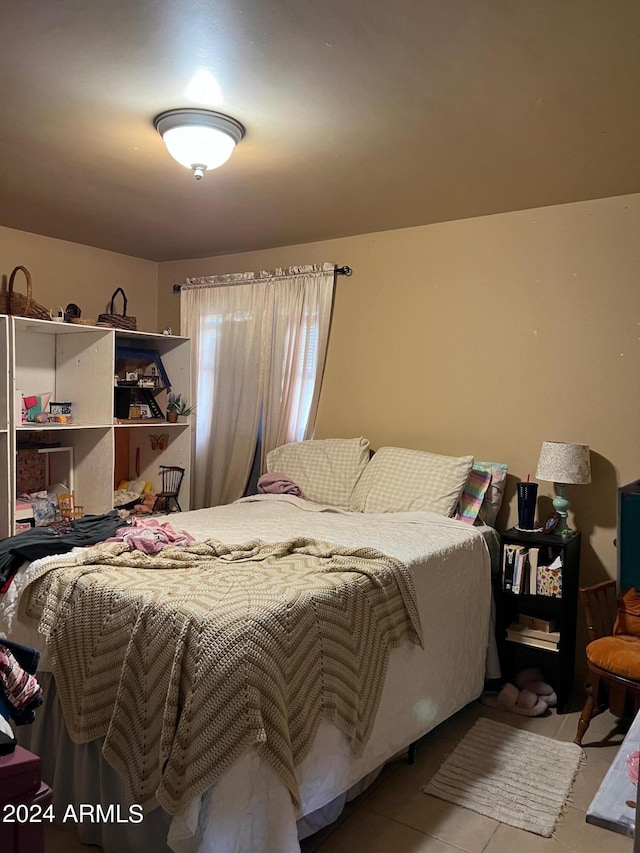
422, 717, 584, 837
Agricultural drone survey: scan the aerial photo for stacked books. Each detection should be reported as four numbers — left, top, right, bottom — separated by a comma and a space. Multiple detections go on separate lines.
501, 545, 563, 597
519, 613, 558, 632
506, 620, 560, 652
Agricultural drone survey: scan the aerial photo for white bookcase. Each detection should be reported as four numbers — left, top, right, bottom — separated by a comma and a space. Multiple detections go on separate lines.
0, 317, 11, 539
2, 316, 191, 534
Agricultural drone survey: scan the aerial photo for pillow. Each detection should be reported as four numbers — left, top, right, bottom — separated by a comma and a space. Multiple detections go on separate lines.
28, 492, 56, 526
349, 446, 474, 516
118, 479, 153, 494
614, 588, 640, 636
456, 467, 492, 524
475, 461, 508, 526
266, 437, 370, 507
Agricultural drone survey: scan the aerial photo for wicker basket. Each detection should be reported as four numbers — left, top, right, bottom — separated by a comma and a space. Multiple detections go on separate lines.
97, 287, 137, 330
0, 266, 51, 320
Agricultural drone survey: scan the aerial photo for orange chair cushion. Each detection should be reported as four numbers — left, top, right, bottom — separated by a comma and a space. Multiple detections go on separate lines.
587, 635, 640, 680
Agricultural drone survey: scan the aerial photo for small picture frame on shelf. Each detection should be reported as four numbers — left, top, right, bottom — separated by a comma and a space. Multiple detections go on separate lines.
542, 511, 560, 534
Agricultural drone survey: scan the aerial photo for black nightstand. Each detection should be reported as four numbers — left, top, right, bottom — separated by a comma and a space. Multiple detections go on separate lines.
494, 528, 581, 712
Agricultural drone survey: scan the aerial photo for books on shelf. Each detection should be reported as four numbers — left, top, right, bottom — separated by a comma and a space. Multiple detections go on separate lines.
506, 621, 560, 651
512, 548, 527, 594
502, 543, 562, 597
519, 613, 558, 633
502, 544, 524, 592
527, 547, 539, 595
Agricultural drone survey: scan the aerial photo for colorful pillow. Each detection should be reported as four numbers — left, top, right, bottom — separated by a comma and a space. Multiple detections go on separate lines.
476, 461, 508, 527
456, 467, 493, 524
349, 447, 474, 516
266, 437, 370, 507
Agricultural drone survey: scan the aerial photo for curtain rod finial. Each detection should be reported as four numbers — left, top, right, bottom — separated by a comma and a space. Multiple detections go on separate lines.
173, 284, 182, 292
336, 265, 352, 276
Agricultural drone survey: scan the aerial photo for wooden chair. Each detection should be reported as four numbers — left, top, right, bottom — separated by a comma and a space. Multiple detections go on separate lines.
152, 466, 185, 513
56, 491, 84, 520
574, 580, 640, 744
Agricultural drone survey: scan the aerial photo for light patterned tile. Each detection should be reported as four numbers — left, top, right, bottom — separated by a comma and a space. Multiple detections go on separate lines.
483, 804, 632, 853
555, 804, 634, 853
474, 702, 566, 739
314, 807, 467, 853
482, 821, 568, 852
554, 708, 627, 812
556, 707, 627, 748
367, 786, 498, 853
568, 745, 625, 812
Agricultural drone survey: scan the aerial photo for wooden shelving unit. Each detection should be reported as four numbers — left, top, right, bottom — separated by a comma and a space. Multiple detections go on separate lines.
495, 527, 581, 712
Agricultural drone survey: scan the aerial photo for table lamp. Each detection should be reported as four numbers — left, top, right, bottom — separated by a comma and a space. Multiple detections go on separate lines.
535, 440, 591, 536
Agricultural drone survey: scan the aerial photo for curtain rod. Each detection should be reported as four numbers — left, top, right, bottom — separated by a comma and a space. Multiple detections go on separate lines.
172, 265, 352, 292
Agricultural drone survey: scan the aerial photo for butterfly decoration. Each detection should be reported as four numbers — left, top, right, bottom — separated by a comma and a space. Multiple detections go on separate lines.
149, 433, 168, 451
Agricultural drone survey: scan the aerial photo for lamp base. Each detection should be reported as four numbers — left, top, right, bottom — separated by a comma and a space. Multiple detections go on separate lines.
553, 483, 572, 536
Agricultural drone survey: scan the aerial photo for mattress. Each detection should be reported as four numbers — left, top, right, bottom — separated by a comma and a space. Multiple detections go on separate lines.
1, 495, 496, 853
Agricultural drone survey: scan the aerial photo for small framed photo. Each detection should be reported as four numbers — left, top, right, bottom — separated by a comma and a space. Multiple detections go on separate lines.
542, 511, 560, 534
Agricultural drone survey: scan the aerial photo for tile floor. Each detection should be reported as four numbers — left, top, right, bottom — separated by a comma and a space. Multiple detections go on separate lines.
45, 699, 633, 852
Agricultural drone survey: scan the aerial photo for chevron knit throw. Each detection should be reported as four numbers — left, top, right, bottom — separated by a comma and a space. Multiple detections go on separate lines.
20, 537, 423, 814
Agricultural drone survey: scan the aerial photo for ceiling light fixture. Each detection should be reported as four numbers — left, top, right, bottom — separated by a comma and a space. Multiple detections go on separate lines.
154, 108, 245, 180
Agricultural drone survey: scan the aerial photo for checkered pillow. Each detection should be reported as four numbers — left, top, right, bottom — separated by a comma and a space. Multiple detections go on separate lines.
349, 447, 474, 516
266, 437, 371, 507
455, 466, 493, 524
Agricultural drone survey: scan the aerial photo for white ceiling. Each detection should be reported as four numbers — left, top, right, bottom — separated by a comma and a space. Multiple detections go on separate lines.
1, 1, 639, 262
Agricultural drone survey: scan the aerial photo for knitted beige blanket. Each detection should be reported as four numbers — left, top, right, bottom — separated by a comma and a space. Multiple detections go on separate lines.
20, 537, 423, 814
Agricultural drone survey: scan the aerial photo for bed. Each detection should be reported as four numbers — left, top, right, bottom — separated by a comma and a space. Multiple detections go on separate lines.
0, 440, 504, 853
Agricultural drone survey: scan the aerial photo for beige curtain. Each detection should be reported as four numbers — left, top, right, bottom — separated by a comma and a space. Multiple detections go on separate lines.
261, 264, 335, 467
181, 264, 335, 508
181, 274, 269, 508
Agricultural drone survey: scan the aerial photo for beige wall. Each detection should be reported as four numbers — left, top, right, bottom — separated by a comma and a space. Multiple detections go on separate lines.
159, 192, 640, 598
1, 226, 158, 332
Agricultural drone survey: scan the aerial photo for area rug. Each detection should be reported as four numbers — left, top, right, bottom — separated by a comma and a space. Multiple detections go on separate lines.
422, 717, 584, 837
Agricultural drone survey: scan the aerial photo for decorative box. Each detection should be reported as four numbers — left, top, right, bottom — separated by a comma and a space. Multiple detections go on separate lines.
536, 564, 562, 598
49, 401, 72, 416
0, 746, 41, 801
48, 401, 72, 423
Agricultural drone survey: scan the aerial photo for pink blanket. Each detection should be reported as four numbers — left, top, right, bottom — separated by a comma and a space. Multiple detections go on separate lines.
257, 472, 306, 499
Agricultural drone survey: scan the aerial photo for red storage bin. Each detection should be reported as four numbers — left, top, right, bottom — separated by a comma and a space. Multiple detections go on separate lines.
0, 746, 52, 853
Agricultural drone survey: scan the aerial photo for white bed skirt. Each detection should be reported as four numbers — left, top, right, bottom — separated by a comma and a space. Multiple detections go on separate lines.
20, 616, 490, 853
10, 504, 497, 852
18, 675, 384, 852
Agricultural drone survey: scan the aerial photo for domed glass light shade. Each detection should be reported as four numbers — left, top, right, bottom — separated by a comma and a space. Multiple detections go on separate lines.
154, 109, 245, 180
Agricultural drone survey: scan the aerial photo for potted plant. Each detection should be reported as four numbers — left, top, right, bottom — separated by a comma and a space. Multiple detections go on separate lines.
166, 393, 194, 423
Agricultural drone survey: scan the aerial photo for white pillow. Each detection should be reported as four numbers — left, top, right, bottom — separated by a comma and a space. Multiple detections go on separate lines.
349, 446, 474, 516
266, 437, 370, 507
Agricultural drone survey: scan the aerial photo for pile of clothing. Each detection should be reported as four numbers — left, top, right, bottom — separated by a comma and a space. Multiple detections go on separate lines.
0, 639, 43, 755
